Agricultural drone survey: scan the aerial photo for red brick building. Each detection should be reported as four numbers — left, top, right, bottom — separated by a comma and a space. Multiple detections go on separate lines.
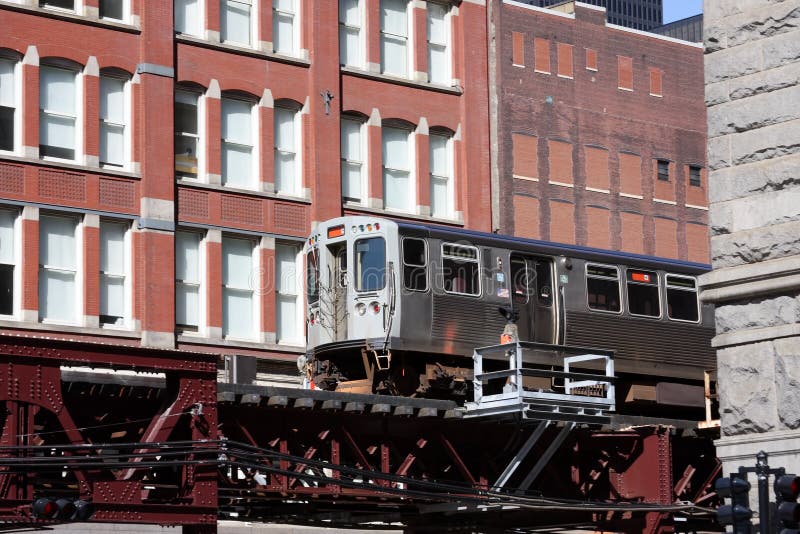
489, 1, 708, 263
0, 0, 489, 367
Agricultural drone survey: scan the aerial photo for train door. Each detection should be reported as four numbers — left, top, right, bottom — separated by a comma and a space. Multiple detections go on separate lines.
325, 242, 349, 342
509, 254, 557, 343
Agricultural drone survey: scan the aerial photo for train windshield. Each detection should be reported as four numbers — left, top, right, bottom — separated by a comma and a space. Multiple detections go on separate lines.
306, 249, 319, 304
354, 237, 386, 292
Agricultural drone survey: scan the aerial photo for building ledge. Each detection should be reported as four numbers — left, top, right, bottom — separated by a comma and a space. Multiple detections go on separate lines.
178, 334, 304, 354
0, 154, 141, 180
0, 1, 140, 32
699, 255, 800, 304
175, 34, 311, 68
340, 66, 463, 95
711, 323, 800, 349
177, 179, 312, 204
343, 201, 465, 226
0, 319, 141, 340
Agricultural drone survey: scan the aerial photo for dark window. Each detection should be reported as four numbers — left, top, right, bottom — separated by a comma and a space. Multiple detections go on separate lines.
657, 160, 670, 181
306, 249, 319, 304
40, 0, 74, 9
0, 264, 12, 315
627, 269, 660, 317
402, 238, 427, 292
0, 107, 12, 151
442, 243, 480, 296
689, 165, 702, 187
586, 264, 621, 312
510, 258, 530, 303
536, 260, 553, 306
175, 91, 199, 177
100, 0, 124, 19
666, 275, 699, 322
354, 237, 385, 292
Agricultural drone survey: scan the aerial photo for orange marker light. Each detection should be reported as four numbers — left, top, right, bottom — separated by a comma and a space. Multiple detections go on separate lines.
631, 272, 651, 283
327, 225, 345, 238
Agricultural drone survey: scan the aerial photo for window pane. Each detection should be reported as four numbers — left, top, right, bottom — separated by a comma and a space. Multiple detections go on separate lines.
222, 144, 252, 187
0, 264, 12, 316
100, 77, 125, 123
274, 108, 295, 150
340, 26, 360, 66
40, 114, 76, 159
39, 216, 76, 270
341, 119, 361, 160
429, 134, 448, 175
222, 0, 251, 45
277, 294, 298, 341
430, 175, 449, 218
176, 231, 200, 282
176, 284, 199, 326
342, 161, 362, 201
402, 238, 426, 291
274, 0, 293, 11
339, 0, 359, 26
223, 238, 252, 289
40, 0, 74, 9
0, 60, 13, 107
667, 287, 699, 321
100, 0, 124, 20
222, 99, 252, 144
100, 275, 124, 318
276, 245, 298, 295
275, 151, 296, 193
442, 256, 479, 295
274, 11, 295, 53
101, 123, 125, 166
100, 222, 126, 274
39, 270, 75, 322
427, 3, 447, 42
175, 0, 199, 34
383, 169, 410, 210
354, 237, 385, 291
382, 127, 408, 169
381, 35, 406, 76
428, 45, 448, 84
0, 107, 12, 151
0, 210, 14, 264
40, 67, 75, 115
381, 0, 407, 34
587, 277, 620, 312
223, 288, 253, 337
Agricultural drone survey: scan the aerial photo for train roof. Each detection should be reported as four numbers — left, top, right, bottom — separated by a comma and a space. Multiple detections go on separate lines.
395, 220, 711, 274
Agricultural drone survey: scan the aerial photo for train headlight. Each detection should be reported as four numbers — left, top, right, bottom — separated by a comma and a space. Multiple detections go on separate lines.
355, 302, 367, 316
369, 301, 381, 315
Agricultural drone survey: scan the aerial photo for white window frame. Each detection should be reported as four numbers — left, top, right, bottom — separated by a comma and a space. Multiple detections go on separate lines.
175, 230, 206, 334
0, 208, 21, 319
99, 220, 131, 328
441, 242, 481, 297
99, 73, 131, 169
380, 0, 411, 77
39, 63, 83, 164
426, 1, 451, 85
340, 116, 366, 204
429, 132, 453, 219
175, 88, 204, 180
38, 213, 82, 325
666, 274, 700, 324
39, 0, 80, 14
585, 263, 623, 315
273, 0, 299, 56
382, 125, 414, 213
222, 235, 259, 341
275, 243, 303, 345
339, 0, 364, 68
625, 268, 662, 319
221, 0, 256, 46
99, 0, 129, 22
274, 104, 301, 196
0, 57, 21, 156
221, 96, 257, 190
175, 0, 204, 36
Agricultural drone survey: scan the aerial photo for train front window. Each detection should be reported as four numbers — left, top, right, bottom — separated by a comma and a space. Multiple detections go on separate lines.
306, 249, 319, 304
666, 275, 699, 322
442, 243, 480, 296
402, 238, 427, 292
354, 237, 386, 292
627, 269, 660, 318
586, 264, 621, 313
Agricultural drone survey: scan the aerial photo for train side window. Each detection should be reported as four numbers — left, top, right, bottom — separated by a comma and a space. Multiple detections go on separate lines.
627, 269, 660, 318
442, 243, 480, 296
586, 264, 621, 313
306, 249, 319, 304
510, 257, 530, 303
666, 274, 699, 322
402, 238, 428, 292
536, 261, 553, 306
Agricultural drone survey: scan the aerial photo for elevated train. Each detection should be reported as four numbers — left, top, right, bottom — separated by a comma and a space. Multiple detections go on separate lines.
304, 216, 715, 415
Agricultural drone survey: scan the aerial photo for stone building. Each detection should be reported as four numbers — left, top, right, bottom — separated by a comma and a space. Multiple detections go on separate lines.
699, 0, 800, 474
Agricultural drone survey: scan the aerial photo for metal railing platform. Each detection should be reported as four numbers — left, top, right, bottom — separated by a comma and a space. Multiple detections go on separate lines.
464, 341, 616, 424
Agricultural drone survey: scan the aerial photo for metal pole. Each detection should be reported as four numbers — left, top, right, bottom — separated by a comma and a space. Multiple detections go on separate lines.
755, 450, 769, 534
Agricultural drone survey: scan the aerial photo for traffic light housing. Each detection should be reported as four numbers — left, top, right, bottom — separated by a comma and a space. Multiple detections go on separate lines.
775, 474, 800, 533
716, 475, 752, 530
31, 497, 93, 521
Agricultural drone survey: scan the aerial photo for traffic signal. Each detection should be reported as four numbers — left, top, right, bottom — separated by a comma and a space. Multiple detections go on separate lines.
31, 497, 93, 521
716, 474, 752, 531
775, 474, 800, 533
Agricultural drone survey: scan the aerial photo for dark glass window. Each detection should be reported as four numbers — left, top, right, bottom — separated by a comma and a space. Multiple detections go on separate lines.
306, 249, 319, 304
586, 264, 621, 312
100, 0, 124, 20
657, 159, 670, 181
510, 258, 530, 303
175, 91, 199, 177
40, 0, 74, 9
666, 275, 699, 322
689, 165, 702, 187
0, 264, 12, 315
354, 237, 385, 292
442, 243, 480, 296
627, 269, 660, 317
0, 107, 12, 151
536, 260, 553, 306
402, 238, 427, 292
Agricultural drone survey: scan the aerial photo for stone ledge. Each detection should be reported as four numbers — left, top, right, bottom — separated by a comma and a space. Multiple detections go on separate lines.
716, 428, 800, 461
711, 323, 800, 348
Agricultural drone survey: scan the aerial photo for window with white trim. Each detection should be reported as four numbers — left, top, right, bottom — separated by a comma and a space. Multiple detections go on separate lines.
276, 243, 302, 344
380, 0, 409, 77
274, 105, 300, 195
626, 269, 660, 318
339, 0, 362, 67
273, 0, 297, 55
175, 89, 201, 178
341, 117, 365, 203
99, 220, 129, 327
382, 125, 412, 212
0, 58, 17, 153
40, 65, 80, 161
100, 75, 128, 168
175, 0, 202, 36
176, 230, 204, 332
100, 0, 126, 21
40, 0, 75, 11
39, 214, 80, 323
427, 2, 450, 85
429, 132, 453, 218
442, 243, 480, 296
222, 0, 253, 46
666, 274, 699, 323
0, 209, 18, 317
222, 236, 256, 339
221, 97, 255, 189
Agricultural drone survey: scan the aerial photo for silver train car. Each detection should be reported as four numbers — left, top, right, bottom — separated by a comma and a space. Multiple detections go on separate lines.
304, 216, 715, 415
